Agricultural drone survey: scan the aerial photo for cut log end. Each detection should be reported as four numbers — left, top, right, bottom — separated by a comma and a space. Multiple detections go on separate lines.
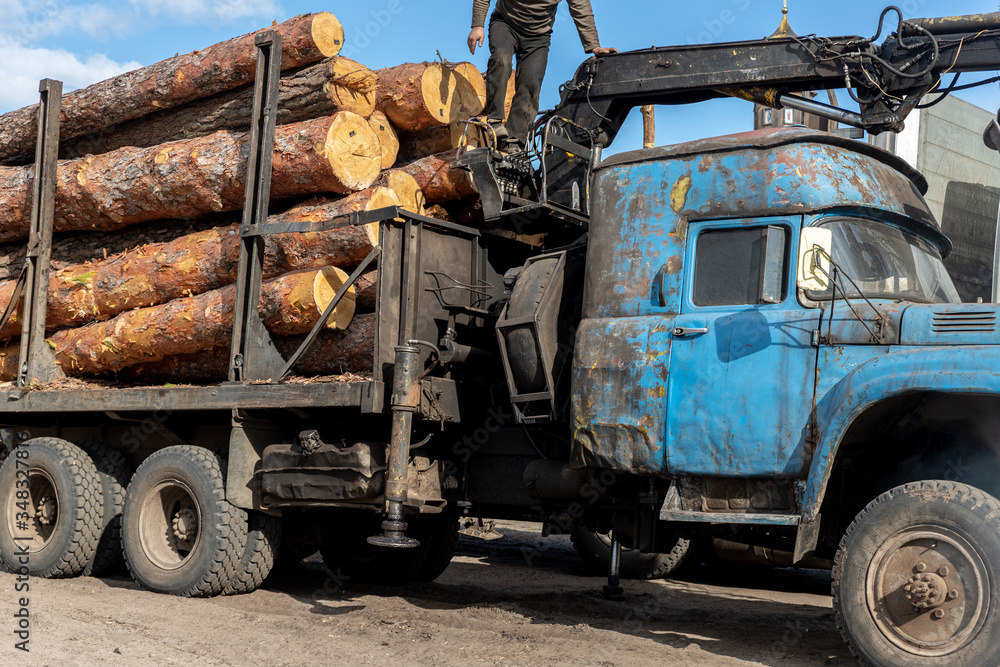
313, 266, 356, 330
361, 186, 400, 244
323, 111, 382, 192
368, 110, 399, 170
378, 62, 461, 132
420, 63, 461, 127
311, 12, 345, 58
379, 170, 425, 217
451, 62, 486, 117
328, 57, 378, 117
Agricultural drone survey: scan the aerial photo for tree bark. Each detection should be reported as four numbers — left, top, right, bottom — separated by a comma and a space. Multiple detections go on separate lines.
0, 188, 394, 339
112, 313, 376, 383
29, 267, 357, 377
397, 123, 480, 163
0, 13, 344, 162
376, 63, 461, 131
58, 57, 378, 160
400, 149, 476, 203
367, 110, 399, 170
0, 112, 381, 242
375, 170, 425, 215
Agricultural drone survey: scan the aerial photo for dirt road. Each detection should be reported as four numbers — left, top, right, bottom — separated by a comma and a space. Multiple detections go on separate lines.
0, 521, 854, 666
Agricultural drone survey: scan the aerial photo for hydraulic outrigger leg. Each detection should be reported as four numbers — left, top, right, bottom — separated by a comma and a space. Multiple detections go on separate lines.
368, 344, 422, 548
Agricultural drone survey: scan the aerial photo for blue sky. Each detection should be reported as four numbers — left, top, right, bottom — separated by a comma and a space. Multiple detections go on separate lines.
1, 0, 998, 154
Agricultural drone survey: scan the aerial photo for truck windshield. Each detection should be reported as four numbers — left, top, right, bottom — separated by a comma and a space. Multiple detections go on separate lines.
813, 218, 960, 304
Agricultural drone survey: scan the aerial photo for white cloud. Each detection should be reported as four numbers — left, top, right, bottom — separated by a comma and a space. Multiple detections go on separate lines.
0, 37, 142, 112
1, 1, 131, 42
127, 0, 281, 23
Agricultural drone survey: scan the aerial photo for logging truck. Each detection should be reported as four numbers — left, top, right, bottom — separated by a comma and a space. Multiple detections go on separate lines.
5, 6, 1000, 666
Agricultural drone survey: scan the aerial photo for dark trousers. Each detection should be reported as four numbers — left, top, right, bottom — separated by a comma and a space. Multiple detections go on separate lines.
485, 12, 551, 144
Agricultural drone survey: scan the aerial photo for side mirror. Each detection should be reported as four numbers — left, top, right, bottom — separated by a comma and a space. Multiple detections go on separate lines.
797, 227, 833, 292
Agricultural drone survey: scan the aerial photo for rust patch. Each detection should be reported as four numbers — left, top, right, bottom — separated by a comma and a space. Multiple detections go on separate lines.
670, 176, 692, 213
666, 255, 682, 275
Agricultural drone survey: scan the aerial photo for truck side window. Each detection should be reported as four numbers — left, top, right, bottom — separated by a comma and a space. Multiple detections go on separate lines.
693, 226, 788, 307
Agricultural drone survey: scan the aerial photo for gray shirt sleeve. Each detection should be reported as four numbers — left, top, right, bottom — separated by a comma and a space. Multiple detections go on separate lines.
567, 0, 602, 52
472, 0, 492, 28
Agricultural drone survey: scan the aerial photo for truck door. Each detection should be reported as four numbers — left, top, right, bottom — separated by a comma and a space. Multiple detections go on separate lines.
666, 217, 819, 478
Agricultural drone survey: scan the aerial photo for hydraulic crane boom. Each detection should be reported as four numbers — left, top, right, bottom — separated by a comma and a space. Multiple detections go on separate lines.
558, 8, 1000, 146
458, 7, 1000, 230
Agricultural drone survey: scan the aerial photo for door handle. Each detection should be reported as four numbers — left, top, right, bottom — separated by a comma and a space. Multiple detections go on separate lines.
672, 327, 708, 337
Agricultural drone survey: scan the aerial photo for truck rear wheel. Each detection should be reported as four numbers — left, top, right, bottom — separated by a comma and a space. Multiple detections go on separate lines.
224, 511, 281, 595
833, 480, 1000, 666
571, 526, 695, 580
77, 440, 132, 577
0, 438, 104, 578
122, 446, 247, 597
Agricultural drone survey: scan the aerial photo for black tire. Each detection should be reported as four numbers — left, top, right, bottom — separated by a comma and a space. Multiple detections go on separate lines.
320, 513, 457, 585
571, 526, 695, 580
224, 511, 281, 595
77, 440, 131, 577
122, 446, 248, 597
0, 438, 104, 579
833, 480, 1000, 666
413, 515, 459, 582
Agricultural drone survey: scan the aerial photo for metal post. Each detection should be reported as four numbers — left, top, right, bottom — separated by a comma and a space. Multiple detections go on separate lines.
602, 531, 624, 600
18, 79, 65, 388
228, 31, 286, 382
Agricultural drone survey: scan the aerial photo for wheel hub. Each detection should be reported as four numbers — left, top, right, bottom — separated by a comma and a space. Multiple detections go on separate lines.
171, 508, 197, 542
36, 495, 57, 525
904, 567, 950, 610
867, 526, 988, 657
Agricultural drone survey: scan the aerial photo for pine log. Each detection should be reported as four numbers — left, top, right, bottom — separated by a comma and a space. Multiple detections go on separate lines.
355, 270, 378, 311
400, 149, 476, 203
58, 57, 378, 160
375, 170, 425, 215
0, 188, 394, 339
451, 63, 487, 117
115, 313, 376, 383
367, 110, 399, 170
397, 123, 481, 163
0, 113, 381, 242
18, 267, 357, 377
375, 63, 461, 131
0, 13, 344, 162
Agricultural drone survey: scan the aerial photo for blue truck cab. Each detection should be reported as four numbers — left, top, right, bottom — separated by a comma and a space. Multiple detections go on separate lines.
565, 127, 1000, 662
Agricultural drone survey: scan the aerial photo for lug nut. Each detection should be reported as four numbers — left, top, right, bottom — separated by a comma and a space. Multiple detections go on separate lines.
904, 585, 912, 592
916, 563, 927, 572
933, 609, 945, 620
906, 594, 913, 600
938, 566, 950, 576
928, 582, 937, 589
948, 590, 959, 600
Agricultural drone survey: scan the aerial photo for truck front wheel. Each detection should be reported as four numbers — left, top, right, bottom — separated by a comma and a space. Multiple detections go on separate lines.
122, 446, 248, 597
833, 480, 1000, 666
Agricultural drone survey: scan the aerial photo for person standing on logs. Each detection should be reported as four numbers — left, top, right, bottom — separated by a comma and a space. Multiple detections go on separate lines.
468, 0, 618, 152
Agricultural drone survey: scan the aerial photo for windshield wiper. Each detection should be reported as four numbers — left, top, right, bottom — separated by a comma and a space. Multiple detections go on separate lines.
814, 251, 887, 344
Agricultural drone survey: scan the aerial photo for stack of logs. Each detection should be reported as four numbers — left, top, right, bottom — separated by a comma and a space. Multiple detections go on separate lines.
0, 11, 513, 384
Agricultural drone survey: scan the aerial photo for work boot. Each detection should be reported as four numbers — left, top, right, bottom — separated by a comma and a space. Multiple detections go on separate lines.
499, 138, 525, 156
487, 118, 509, 143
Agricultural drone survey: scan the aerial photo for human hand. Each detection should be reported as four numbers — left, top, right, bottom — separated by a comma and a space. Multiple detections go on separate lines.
591, 46, 620, 56
468, 27, 485, 55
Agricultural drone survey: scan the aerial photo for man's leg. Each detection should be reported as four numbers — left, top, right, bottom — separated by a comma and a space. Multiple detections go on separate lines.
506, 33, 551, 146
485, 15, 517, 135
